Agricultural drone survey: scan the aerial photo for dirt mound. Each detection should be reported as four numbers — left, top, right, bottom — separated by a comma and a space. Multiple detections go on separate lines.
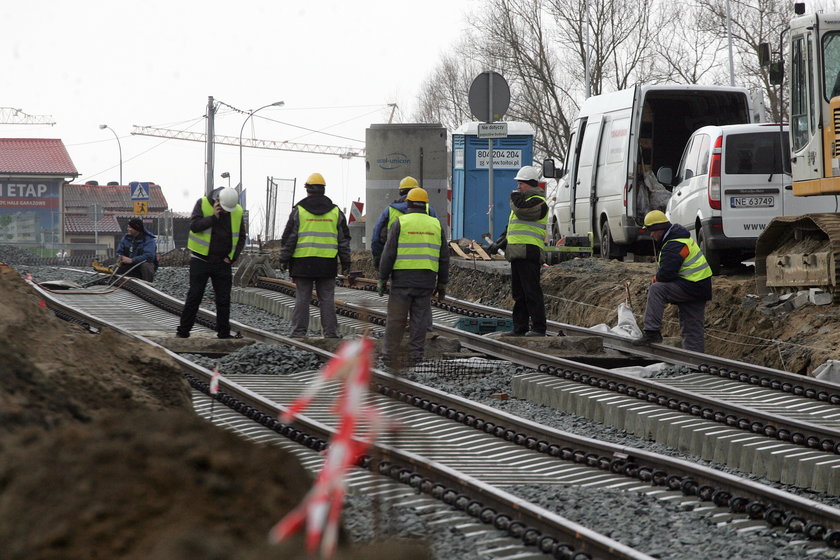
0, 263, 428, 559
448, 257, 840, 376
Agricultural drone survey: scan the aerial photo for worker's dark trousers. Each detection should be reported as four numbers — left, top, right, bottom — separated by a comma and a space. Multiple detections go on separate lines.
510, 258, 546, 334
116, 261, 155, 282
383, 286, 434, 364
642, 281, 706, 353
291, 277, 338, 337
178, 257, 233, 337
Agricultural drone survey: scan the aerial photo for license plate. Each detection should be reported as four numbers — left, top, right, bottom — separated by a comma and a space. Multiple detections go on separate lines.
730, 196, 774, 208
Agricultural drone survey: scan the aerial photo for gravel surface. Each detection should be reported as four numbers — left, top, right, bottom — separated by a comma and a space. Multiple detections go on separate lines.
17, 264, 840, 560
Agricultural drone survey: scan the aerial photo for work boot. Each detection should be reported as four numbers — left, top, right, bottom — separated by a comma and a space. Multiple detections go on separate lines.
632, 330, 663, 345
525, 331, 546, 337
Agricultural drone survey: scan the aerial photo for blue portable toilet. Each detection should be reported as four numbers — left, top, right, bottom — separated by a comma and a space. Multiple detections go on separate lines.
451, 121, 535, 241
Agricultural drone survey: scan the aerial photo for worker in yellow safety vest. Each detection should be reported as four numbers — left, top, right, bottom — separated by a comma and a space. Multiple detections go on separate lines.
378, 187, 449, 367
177, 186, 246, 339
486, 166, 548, 337
279, 172, 352, 338
632, 210, 713, 352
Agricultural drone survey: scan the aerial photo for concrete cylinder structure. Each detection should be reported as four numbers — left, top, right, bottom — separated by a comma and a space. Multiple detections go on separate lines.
365, 123, 449, 250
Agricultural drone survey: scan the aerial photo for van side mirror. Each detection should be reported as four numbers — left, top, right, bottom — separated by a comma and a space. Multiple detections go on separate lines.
542, 158, 557, 179
758, 43, 771, 66
656, 167, 673, 186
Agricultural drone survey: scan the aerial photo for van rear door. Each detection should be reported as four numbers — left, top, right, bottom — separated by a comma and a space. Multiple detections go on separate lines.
720, 130, 787, 238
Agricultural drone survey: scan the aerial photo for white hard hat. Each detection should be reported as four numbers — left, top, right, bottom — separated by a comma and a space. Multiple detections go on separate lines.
218, 187, 239, 212
514, 165, 541, 183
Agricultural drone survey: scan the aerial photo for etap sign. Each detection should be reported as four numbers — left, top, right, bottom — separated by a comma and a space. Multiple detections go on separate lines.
376, 152, 410, 170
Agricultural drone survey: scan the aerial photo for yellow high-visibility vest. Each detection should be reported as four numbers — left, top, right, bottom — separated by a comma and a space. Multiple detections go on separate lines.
187, 197, 243, 259
393, 212, 441, 272
661, 237, 712, 281
292, 206, 339, 258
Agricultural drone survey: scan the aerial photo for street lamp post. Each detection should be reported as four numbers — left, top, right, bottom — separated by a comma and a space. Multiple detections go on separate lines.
99, 124, 123, 185
239, 101, 284, 192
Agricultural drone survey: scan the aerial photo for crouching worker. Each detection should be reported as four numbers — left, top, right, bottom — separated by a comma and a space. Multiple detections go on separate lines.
378, 187, 449, 367
116, 217, 157, 282
632, 210, 712, 352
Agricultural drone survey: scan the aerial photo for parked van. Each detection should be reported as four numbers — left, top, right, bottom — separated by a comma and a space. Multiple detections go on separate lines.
544, 85, 755, 258
660, 123, 840, 272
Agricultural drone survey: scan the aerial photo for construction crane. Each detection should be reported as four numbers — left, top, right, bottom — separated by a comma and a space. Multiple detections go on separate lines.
0, 107, 55, 126
131, 125, 365, 159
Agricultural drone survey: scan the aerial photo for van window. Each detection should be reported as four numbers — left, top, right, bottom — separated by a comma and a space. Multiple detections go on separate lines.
605, 117, 630, 164
679, 135, 704, 180
695, 135, 711, 175
724, 131, 791, 175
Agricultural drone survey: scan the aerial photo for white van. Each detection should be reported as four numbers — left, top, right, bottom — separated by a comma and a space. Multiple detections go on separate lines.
544, 85, 756, 258
661, 123, 840, 272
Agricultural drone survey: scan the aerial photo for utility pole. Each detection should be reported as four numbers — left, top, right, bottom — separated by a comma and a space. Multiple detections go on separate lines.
205, 96, 216, 197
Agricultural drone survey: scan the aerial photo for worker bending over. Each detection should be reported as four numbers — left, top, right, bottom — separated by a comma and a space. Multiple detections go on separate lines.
632, 210, 712, 352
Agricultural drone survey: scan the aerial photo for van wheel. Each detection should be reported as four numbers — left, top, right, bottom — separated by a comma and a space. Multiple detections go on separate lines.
698, 230, 721, 275
600, 221, 613, 260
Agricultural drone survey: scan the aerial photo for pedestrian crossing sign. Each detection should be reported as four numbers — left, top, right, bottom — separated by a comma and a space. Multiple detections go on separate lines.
129, 181, 150, 201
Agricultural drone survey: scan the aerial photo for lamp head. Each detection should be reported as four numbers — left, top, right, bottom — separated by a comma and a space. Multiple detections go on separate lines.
221, 172, 230, 179
99, 124, 107, 129
272, 101, 285, 107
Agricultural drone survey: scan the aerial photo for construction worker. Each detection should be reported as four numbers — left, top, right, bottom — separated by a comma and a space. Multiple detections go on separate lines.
378, 187, 449, 367
279, 172, 352, 338
632, 210, 712, 352
487, 165, 548, 336
371, 176, 438, 268
177, 187, 246, 339
115, 217, 157, 282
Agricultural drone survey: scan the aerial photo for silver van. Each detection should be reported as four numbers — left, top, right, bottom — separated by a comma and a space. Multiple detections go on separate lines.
660, 123, 840, 272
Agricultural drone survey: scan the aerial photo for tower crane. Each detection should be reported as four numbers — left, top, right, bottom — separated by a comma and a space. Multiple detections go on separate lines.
0, 107, 56, 126
131, 125, 365, 159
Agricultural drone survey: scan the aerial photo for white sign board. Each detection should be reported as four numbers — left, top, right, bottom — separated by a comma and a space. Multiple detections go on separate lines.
477, 122, 509, 139
475, 149, 522, 169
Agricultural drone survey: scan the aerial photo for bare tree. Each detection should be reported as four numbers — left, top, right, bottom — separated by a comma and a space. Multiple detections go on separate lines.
413, 45, 482, 133
546, 0, 664, 95
652, 3, 727, 84
467, 0, 575, 161
696, 0, 790, 120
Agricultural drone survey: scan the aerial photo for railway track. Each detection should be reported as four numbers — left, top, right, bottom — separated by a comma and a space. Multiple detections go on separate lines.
28, 272, 840, 556
239, 277, 840, 492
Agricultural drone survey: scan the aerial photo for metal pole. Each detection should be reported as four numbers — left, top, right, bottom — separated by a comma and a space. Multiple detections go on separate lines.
205, 96, 215, 197
585, 0, 591, 98
726, 0, 735, 86
98, 125, 123, 185
488, 72, 495, 237
239, 101, 284, 194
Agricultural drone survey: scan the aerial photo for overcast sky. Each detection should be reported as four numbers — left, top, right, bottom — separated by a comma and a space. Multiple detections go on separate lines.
1, 0, 479, 235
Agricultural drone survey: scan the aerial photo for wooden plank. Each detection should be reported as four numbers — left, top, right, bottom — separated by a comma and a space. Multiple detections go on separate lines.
449, 241, 475, 259
472, 242, 492, 261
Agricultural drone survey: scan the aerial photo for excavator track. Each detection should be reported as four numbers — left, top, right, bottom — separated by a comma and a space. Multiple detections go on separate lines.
755, 213, 840, 299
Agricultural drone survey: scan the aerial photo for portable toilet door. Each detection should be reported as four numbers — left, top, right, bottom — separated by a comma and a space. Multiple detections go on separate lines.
451, 121, 535, 241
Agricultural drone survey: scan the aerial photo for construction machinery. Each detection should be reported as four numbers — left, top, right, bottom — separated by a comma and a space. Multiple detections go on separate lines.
754, 6, 840, 299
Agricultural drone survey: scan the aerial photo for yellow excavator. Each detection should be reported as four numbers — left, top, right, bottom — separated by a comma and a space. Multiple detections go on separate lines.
755, 6, 840, 299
